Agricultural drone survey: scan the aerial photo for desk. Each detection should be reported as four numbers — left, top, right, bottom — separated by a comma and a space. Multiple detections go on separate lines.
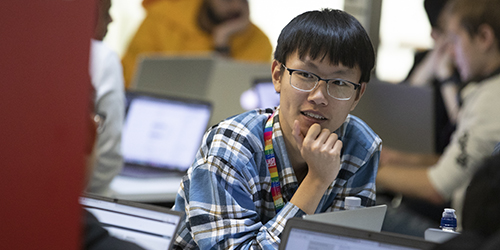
110, 175, 182, 203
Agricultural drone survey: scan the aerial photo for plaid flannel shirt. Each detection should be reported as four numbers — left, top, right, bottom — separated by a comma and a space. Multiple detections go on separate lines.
173, 107, 381, 249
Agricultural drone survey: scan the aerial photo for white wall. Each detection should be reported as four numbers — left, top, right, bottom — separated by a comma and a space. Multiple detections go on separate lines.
377, 0, 432, 82
105, 0, 145, 58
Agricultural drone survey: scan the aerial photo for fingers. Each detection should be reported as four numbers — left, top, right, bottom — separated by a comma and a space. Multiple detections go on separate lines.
298, 123, 343, 184
303, 124, 333, 147
292, 120, 304, 151
299, 123, 342, 154
325, 131, 342, 153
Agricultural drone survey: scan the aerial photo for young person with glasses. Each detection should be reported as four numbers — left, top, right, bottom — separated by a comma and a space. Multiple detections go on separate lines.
172, 9, 380, 249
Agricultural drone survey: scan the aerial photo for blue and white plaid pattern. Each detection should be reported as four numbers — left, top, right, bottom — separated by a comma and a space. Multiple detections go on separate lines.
173, 107, 382, 249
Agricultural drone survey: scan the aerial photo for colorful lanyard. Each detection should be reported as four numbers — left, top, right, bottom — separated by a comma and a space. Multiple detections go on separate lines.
264, 113, 284, 213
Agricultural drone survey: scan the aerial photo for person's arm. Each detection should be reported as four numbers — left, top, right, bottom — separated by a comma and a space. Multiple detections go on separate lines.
440, 82, 460, 124
212, 0, 250, 57
88, 44, 126, 195
407, 35, 454, 87
380, 147, 440, 166
290, 122, 342, 214
377, 147, 444, 204
377, 163, 445, 204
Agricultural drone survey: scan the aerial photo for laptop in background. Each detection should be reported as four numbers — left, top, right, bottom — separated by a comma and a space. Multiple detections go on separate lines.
240, 78, 280, 111
280, 218, 437, 250
253, 78, 280, 109
132, 55, 271, 127
130, 55, 215, 100
120, 91, 212, 178
350, 79, 435, 154
303, 204, 387, 232
80, 193, 183, 250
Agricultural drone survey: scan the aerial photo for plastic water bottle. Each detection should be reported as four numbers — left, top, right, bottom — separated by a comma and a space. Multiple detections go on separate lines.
344, 196, 361, 210
440, 208, 457, 232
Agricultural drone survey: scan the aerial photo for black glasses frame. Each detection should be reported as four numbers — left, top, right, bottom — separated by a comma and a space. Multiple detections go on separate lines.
281, 64, 361, 101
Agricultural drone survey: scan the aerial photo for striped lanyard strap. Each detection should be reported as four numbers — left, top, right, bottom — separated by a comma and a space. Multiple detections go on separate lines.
264, 113, 284, 213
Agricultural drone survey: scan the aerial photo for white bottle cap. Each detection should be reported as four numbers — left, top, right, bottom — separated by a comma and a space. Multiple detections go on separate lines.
345, 196, 361, 209
442, 208, 456, 217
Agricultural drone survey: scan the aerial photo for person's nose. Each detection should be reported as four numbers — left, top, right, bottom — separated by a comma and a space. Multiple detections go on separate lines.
307, 81, 329, 106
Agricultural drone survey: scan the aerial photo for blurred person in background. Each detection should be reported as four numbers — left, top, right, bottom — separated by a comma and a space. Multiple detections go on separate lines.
121, 0, 273, 88
87, 0, 126, 196
377, 0, 500, 237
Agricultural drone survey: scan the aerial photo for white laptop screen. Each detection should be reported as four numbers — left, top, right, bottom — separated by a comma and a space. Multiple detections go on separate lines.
254, 80, 280, 109
280, 218, 436, 250
284, 228, 420, 250
80, 195, 182, 250
122, 93, 211, 171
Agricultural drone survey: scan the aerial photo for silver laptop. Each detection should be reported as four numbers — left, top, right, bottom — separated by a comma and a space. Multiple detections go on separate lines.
303, 204, 387, 232
120, 91, 212, 178
131, 55, 271, 126
130, 55, 215, 100
280, 218, 437, 250
80, 193, 183, 250
351, 79, 435, 154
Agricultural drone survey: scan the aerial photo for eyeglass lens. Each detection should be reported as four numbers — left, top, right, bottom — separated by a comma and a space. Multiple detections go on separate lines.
290, 70, 355, 100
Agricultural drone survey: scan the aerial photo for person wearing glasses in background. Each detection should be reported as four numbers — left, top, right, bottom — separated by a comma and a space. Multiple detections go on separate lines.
172, 9, 381, 249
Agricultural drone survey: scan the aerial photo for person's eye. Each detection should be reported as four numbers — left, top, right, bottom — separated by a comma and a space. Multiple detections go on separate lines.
331, 80, 348, 86
297, 71, 315, 79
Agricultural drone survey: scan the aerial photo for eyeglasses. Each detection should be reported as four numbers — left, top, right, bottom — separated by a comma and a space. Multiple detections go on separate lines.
93, 113, 106, 134
282, 65, 361, 101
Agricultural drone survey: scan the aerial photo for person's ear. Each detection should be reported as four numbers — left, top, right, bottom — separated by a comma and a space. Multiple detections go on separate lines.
476, 24, 496, 52
350, 82, 366, 112
271, 60, 283, 93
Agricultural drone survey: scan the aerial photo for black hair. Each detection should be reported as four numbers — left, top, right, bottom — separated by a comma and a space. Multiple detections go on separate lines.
273, 8, 375, 83
462, 153, 500, 238
424, 0, 448, 28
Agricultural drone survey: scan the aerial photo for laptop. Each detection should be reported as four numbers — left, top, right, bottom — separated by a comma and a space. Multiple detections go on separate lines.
253, 78, 280, 109
424, 228, 460, 243
280, 218, 437, 250
120, 91, 212, 178
132, 55, 271, 127
240, 78, 280, 110
80, 193, 183, 250
130, 55, 215, 100
303, 204, 387, 232
350, 79, 435, 154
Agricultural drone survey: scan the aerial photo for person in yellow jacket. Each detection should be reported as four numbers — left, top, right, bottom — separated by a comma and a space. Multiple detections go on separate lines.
121, 0, 273, 88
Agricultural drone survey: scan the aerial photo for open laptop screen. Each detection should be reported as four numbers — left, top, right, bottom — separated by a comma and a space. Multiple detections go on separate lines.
280, 218, 436, 250
122, 92, 211, 172
80, 194, 183, 250
254, 78, 280, 109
